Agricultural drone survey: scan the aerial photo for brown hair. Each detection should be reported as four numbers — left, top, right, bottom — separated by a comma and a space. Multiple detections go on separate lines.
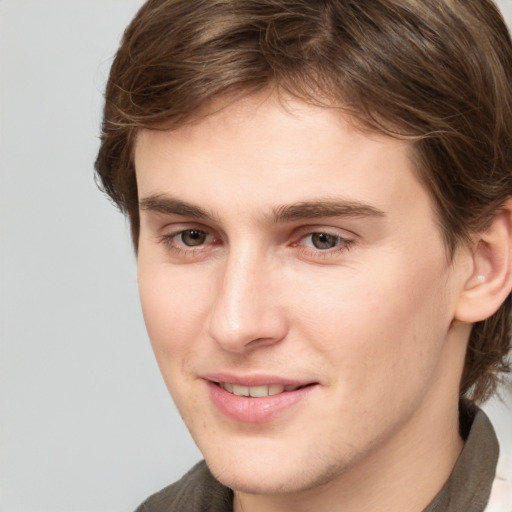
95, 0, 512, 402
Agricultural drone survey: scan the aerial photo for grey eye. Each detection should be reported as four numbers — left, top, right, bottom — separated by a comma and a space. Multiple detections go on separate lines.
180, 230, 207, 246
311, 233, 339, 249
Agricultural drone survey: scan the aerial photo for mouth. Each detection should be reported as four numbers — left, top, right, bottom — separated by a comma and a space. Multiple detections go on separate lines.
217, 382, 308, 397
206, 378, 317, 422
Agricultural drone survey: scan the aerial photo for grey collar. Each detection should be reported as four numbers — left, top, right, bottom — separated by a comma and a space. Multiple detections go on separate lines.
423, 399, 499, 512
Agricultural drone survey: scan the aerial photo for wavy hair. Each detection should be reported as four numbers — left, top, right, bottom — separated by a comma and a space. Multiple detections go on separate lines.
95, 0, 512, 402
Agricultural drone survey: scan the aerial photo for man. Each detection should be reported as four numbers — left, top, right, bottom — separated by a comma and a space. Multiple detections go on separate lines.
95, 1, 512, 510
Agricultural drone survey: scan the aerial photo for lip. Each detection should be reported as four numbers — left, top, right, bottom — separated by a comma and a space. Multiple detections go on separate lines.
204, 373, 311, 387
204, 373, 317, 423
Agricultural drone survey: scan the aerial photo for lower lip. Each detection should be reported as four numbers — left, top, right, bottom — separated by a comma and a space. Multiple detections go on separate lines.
206, 381, 315, 423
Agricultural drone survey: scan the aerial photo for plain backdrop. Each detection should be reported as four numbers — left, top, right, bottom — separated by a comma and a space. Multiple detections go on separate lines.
0, 1, 511, 511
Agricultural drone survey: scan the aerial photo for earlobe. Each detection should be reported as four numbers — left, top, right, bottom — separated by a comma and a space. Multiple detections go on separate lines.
455, 200, 512, 323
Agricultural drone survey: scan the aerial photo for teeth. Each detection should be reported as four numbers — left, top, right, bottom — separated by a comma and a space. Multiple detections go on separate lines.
220, 383, 296, 397
232, 384, 249, 396
268, 384, 285, 396
250, 385, 273, 397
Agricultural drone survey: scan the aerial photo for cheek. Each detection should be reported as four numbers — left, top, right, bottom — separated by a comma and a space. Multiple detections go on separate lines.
137, 262, 211, 358
290, 258, 452, 398
137, 264, 216, 425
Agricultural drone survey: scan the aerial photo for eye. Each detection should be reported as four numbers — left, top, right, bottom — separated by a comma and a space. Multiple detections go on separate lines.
302, 232, 350, 250
309, 233, 341, 250
292, 228, 355, 261
159, 226, 220, 260
180, 229, 207, 247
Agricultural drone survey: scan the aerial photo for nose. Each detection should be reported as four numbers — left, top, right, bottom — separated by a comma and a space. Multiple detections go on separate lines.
207, 248, 288, 353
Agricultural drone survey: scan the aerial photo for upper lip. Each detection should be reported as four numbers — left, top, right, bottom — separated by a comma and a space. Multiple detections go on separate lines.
203, 373, 316, 387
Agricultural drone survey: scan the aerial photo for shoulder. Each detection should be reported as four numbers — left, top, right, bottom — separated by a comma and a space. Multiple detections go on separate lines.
134, 461, 233, 512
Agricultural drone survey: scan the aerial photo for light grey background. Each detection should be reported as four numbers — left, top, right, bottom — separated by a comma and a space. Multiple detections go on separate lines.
0, 1, 511, 511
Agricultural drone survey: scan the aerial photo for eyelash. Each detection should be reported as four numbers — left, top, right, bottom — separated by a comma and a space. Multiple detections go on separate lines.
159, 229, 219, 259
293, 233, 354, 260
159, 228, 355, 261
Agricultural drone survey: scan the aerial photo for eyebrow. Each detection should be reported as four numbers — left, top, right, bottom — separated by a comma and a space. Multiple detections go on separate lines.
139, 194, 386, 223
139, 195, 213, 220
270, 200, 386, 223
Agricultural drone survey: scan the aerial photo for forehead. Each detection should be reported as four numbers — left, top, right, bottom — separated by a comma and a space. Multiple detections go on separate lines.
134, 91, 436, 230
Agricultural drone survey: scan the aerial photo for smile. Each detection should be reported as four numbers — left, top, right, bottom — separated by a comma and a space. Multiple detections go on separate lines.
218, 383, 304, 397
207, 379, 317, 423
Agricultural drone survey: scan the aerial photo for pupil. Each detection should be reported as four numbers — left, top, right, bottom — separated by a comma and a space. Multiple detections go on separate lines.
181, 230, 206, 246
312, 233, 337, 249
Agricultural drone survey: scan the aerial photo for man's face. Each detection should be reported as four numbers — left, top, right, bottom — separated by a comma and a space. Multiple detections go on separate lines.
135, 92, 469, 495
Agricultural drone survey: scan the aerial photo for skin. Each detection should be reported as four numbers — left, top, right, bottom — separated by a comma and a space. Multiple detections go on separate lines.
134, 91, 475, 512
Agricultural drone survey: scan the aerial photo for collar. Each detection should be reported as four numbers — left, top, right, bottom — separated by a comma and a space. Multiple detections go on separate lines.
423, 399, 499, 512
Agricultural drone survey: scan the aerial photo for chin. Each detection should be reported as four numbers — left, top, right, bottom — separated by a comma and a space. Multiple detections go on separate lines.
202, 443, 350, 496
209, 461, 307, 495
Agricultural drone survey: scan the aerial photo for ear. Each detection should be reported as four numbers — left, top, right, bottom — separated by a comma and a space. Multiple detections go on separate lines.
455, 199, 512, 323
